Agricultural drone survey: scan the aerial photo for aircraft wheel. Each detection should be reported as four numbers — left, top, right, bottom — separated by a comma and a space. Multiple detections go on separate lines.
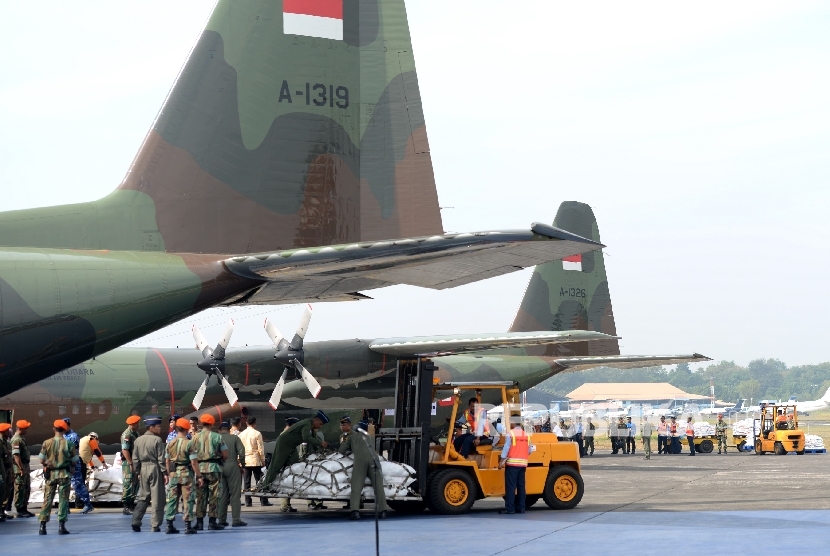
774, 442, 786, 455
542, 466, 584, 510
698, 440, 714, 453
387, 500, 427, 514
428, 469, 476, 515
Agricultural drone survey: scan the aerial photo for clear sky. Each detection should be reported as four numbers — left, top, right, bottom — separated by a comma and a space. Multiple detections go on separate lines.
1, 1, 828, 367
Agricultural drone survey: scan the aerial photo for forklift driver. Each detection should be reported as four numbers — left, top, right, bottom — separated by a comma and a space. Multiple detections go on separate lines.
453, 398, 492, 458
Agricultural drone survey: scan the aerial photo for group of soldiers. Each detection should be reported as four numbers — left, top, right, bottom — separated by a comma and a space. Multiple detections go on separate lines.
1, 407, 389, 535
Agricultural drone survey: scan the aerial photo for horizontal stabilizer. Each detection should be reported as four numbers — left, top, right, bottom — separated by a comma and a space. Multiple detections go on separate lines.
370, 330, 618, 357
552, 354, 711, 373
224, 224, 603, 297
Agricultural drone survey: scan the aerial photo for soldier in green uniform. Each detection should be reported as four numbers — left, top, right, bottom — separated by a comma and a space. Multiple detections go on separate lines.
121, 415, 141, 514
37, 420, 79, 535
716, 414, 728, 454
0, 423, 11, 522
164, 417, 198, 535
339, 420, 387, 521
11, 420, 34, 518
336, 416, 357, 510
193, 414, 228, 531
263, 411, 329, 488
278, 417, 300, 513
218, 421, 246, 527
131, 416, 168, 532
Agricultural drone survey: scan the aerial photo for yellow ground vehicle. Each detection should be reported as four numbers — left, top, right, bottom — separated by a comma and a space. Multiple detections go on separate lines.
422, 381, 584, 515
755, 404, 805, 455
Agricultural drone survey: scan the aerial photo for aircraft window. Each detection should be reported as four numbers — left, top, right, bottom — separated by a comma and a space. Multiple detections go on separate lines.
112, 405, 120, 415
99, 405, 106, 415
38, 410, 45, 417
58, 406, 66, 415
72, 405, 79, 415
86, 404, 93, 414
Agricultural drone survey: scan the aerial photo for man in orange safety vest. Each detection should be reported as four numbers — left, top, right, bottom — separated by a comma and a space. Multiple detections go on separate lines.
498, 416, 530, 515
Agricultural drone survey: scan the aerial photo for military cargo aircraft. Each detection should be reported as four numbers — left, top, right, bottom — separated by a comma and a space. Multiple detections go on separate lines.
0, 202, 709, 444
0, 0, 604, 396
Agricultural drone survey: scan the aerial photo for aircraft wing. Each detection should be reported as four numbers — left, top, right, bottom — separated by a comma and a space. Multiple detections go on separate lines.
552, 353, 711, 373
369, 330, 618, 357
222, 224, 602, 304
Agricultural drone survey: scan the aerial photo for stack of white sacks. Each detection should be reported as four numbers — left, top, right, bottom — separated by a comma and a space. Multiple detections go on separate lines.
29, 462, 124, 505
692, 421, 716, 436
804, 434, 825, 450
266, 452, 417, 500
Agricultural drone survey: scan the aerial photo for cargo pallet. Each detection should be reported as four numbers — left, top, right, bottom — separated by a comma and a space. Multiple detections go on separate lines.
787, 448, 826, 454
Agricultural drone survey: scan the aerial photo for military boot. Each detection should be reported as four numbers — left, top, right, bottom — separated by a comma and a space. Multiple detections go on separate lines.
184, 521, 197, 534
349, 511, 360, 520
58, 521, 70, 535
166, 520, 179, 534
195, 517, 204, 530
81, 503, 94, 514
38, 521, 47, 535
122, 503, 133, 515
208, 517, 225, 530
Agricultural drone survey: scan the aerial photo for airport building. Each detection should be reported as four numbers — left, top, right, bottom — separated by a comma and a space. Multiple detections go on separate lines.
566, 382, 709, 406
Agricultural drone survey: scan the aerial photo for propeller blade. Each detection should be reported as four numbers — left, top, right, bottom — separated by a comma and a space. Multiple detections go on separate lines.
217, 370, 238, 407
192, 376, 210, 410
294, 360, 322, 399
268, 370, 288, 410
213, 319, 235, 360
264, 318, 287, 350
193, 325, 212, 359
290, 304, 313, 350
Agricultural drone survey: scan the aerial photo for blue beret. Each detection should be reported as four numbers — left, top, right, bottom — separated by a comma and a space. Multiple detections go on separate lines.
357, 420, 369, 431
315, 410, 329, 424
62, 417, 71, 423
170, 414, 180, 421
285, 417, 299, 426
340, 415, 351, 424
144, 415, 162, 426
220, 421, 230, 429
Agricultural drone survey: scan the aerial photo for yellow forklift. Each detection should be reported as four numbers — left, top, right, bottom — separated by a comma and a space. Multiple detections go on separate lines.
755, 404, 805, 455
377, 360, 584, 515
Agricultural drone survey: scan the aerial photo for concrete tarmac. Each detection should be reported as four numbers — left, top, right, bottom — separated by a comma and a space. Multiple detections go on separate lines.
3, 451, 827, 555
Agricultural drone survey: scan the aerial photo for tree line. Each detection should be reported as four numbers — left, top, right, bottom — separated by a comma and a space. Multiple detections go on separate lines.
535, 359, 830, 404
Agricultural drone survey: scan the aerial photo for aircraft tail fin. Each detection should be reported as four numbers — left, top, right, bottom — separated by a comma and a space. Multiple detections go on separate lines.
821, 387, 830, 402
0, 0, 442, 254
509, 202, 620, 357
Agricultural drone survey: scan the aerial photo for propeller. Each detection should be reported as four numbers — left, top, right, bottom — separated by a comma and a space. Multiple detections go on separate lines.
192, 319, 239, 410
265, 305, 322, 409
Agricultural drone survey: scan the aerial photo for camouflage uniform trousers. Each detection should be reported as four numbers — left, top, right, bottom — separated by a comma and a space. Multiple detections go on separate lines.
3, 468, 13, 511
14, 466, 30, 512
717, 434, 728, 453
165, 468, 195, 522
121, 460, 138, 505
195, 472, 223, 518
70, 466, 90, 505
38, 477, 70, 523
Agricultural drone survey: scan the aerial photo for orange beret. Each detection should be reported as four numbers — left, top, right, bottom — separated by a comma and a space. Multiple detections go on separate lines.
53, 420, 68, 430
176, 417, 191, 430
126, 415, 141, 425
16, 420, 31, 429
199, 414, 215, 425
0, 423, 10, 432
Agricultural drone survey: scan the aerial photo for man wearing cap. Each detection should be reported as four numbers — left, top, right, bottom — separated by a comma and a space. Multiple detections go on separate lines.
240, 416, 270, 508
716, 414, 728, 454
0, 423, 11, 521
79, 432, 107, 470
166, 415, 181, 444
61, 418, 93, 515
263, 411, 330, 488
193, 414, 228, 531
339, 420, 387, 520
12, 420, 34, 518
121, 415, 141, 514
131, 416, 168, 532
337, 416, 356, 510
217, 421, 246, 528
276, 417, 299, 513
165, 417, 199, 535
37, 420, 79, 535
498, 416, 531, 515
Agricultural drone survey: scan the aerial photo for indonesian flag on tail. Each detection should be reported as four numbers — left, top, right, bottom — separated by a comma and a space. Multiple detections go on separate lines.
562, 254, 582, 271
284, 0, 343, 40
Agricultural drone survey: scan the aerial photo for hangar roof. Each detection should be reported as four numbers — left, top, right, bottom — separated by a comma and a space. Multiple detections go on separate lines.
567, 382, 709, 402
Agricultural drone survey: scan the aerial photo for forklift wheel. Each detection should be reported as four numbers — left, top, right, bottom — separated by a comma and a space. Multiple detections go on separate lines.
524, 495, 540, 508
387, 500, 427, 514
797, 450, 805, 455
428, 469, 476, 515
754, 440, 764, 455
774, 442, 786, 455
542, 466, 584, 510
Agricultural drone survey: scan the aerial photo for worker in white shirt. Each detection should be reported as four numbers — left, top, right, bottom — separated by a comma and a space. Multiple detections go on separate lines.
641, 419, 654, 459
626, 417, 636, 455
657, 416, 668, 455
685, 417, 696, 456
552, 420, 564, 440
574, 417, 584, 457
